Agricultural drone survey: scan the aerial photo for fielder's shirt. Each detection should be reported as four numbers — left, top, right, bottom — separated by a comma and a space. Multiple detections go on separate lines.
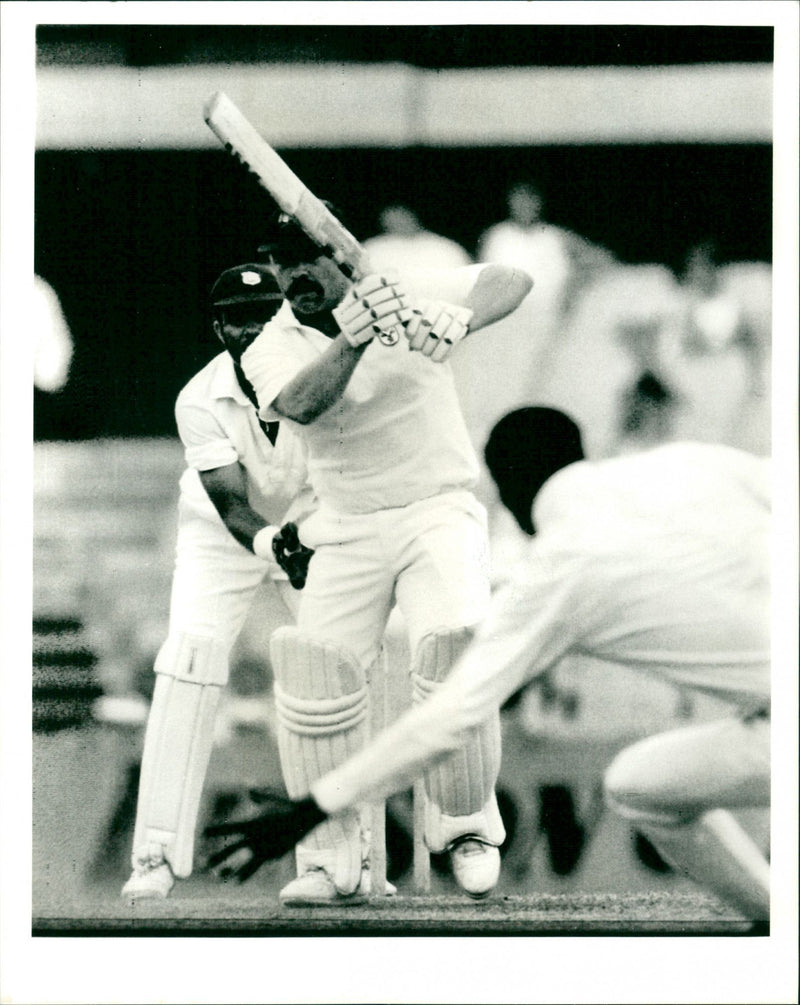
175, 350, 310, 527
241, 266, 485, 514
312, 441, 771, 813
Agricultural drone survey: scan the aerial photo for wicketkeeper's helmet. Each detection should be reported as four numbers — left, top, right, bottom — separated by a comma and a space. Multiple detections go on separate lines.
210, 263, 283, 308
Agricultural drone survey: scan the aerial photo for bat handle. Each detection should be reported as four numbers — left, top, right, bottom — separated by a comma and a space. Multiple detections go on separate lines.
336, 256, 402, 348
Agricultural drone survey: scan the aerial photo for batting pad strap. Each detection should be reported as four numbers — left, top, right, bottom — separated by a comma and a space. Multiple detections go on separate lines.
154, 632, 229, 687
274, 684, 368, 735
423, 791, 506, 853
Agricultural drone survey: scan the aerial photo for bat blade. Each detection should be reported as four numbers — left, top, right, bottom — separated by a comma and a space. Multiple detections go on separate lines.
203, 91, 369, 280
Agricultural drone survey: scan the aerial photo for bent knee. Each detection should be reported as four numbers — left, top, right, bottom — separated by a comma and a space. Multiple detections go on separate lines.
603, 745, 686, 825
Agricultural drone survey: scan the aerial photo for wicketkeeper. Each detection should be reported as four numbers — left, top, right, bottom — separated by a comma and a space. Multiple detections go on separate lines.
122, 263, 316, 900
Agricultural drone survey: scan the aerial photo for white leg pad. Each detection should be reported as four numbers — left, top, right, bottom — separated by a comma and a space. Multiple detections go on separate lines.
270, 626, 368, 894
411, 628, 505, 852
131, 633, 229, 878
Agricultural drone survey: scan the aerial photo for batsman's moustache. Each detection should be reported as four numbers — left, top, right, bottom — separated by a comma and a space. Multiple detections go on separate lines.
204, 92, 403, 347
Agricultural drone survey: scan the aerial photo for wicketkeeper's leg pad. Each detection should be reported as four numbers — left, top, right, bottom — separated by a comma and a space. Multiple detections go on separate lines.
270, 626, 368, 894
131, 633, 230, 878
410, 628, 505, 852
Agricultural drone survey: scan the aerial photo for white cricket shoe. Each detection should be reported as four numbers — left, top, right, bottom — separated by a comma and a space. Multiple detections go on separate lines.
279, 867, 396, 907
449, 837, 501, 899
121, 853, 175, 901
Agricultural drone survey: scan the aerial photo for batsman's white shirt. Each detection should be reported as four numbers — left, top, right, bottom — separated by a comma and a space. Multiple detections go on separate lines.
241, 266, 484, 514
312, 441, 771, 812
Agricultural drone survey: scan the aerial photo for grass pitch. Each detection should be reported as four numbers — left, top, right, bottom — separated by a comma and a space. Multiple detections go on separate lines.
34, 888, 759, 937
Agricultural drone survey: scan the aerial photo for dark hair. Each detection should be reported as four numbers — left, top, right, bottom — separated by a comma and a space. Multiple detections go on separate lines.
484, 407, 584, 534
259, 202, 348, 267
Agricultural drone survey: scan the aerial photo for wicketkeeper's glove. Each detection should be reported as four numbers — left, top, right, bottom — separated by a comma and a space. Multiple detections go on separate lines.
271, 521, 314, 590
332, 272, 413, 347
204, 791, 327, 881
404, 299, 473, 362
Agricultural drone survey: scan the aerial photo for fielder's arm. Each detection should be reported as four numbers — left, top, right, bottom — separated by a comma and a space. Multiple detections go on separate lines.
199, 462, 277, 557
205, 559, 581, 877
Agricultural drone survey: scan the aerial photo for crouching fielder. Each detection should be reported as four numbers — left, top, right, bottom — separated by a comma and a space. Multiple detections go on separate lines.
209, 408, 772, 920
122, 264, 315, 900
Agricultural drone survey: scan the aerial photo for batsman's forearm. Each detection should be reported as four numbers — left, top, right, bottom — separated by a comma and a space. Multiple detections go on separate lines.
272, 336, 369, 424
465, 265, 533, 332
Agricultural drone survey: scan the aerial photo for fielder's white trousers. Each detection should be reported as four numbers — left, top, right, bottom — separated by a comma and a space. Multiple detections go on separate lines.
604, 713, 770, 815
165, 493, 294, 648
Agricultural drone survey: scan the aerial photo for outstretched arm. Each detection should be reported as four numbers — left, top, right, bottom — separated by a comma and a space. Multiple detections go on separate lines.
199, 462, 314, 588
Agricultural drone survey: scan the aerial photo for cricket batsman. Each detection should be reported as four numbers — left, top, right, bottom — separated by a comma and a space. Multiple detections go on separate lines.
233, 211, 533, 904
208, 407, 772, 921
122, 263, 315, 900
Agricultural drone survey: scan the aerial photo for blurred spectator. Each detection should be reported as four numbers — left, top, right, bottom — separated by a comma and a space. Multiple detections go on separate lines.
477, 179, 613, 318
677, 240, 770, 398
450, 180, 615, 463
362, 203, 472, 271
34, 274, 73, 392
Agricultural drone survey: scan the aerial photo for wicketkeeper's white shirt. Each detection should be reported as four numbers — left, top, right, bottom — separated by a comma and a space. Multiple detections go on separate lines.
175, 351, 309, 526
312, 441, 771, 813
241, 266, 485, 514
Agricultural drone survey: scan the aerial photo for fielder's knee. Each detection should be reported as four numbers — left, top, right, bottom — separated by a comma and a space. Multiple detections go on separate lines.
604, 749, 691, 829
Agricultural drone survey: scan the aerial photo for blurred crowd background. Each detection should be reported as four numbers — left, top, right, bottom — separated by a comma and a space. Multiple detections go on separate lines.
31, 23, 773, 910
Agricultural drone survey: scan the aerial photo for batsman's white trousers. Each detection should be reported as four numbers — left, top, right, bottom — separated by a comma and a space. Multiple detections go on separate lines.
293, 489, 502, 853
297, 489, 491, 666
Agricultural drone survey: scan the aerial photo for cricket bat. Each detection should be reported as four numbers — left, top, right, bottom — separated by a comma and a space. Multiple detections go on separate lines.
203, 91, 399, 345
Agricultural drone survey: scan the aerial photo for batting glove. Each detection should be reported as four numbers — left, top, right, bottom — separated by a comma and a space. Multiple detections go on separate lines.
205, 791, 327, 881
270, 521, 314, 590
332, 272, 413, 347
404, 299, 473, 362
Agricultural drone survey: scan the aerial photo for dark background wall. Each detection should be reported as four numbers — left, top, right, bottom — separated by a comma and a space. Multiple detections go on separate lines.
33, 142, 772, 440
